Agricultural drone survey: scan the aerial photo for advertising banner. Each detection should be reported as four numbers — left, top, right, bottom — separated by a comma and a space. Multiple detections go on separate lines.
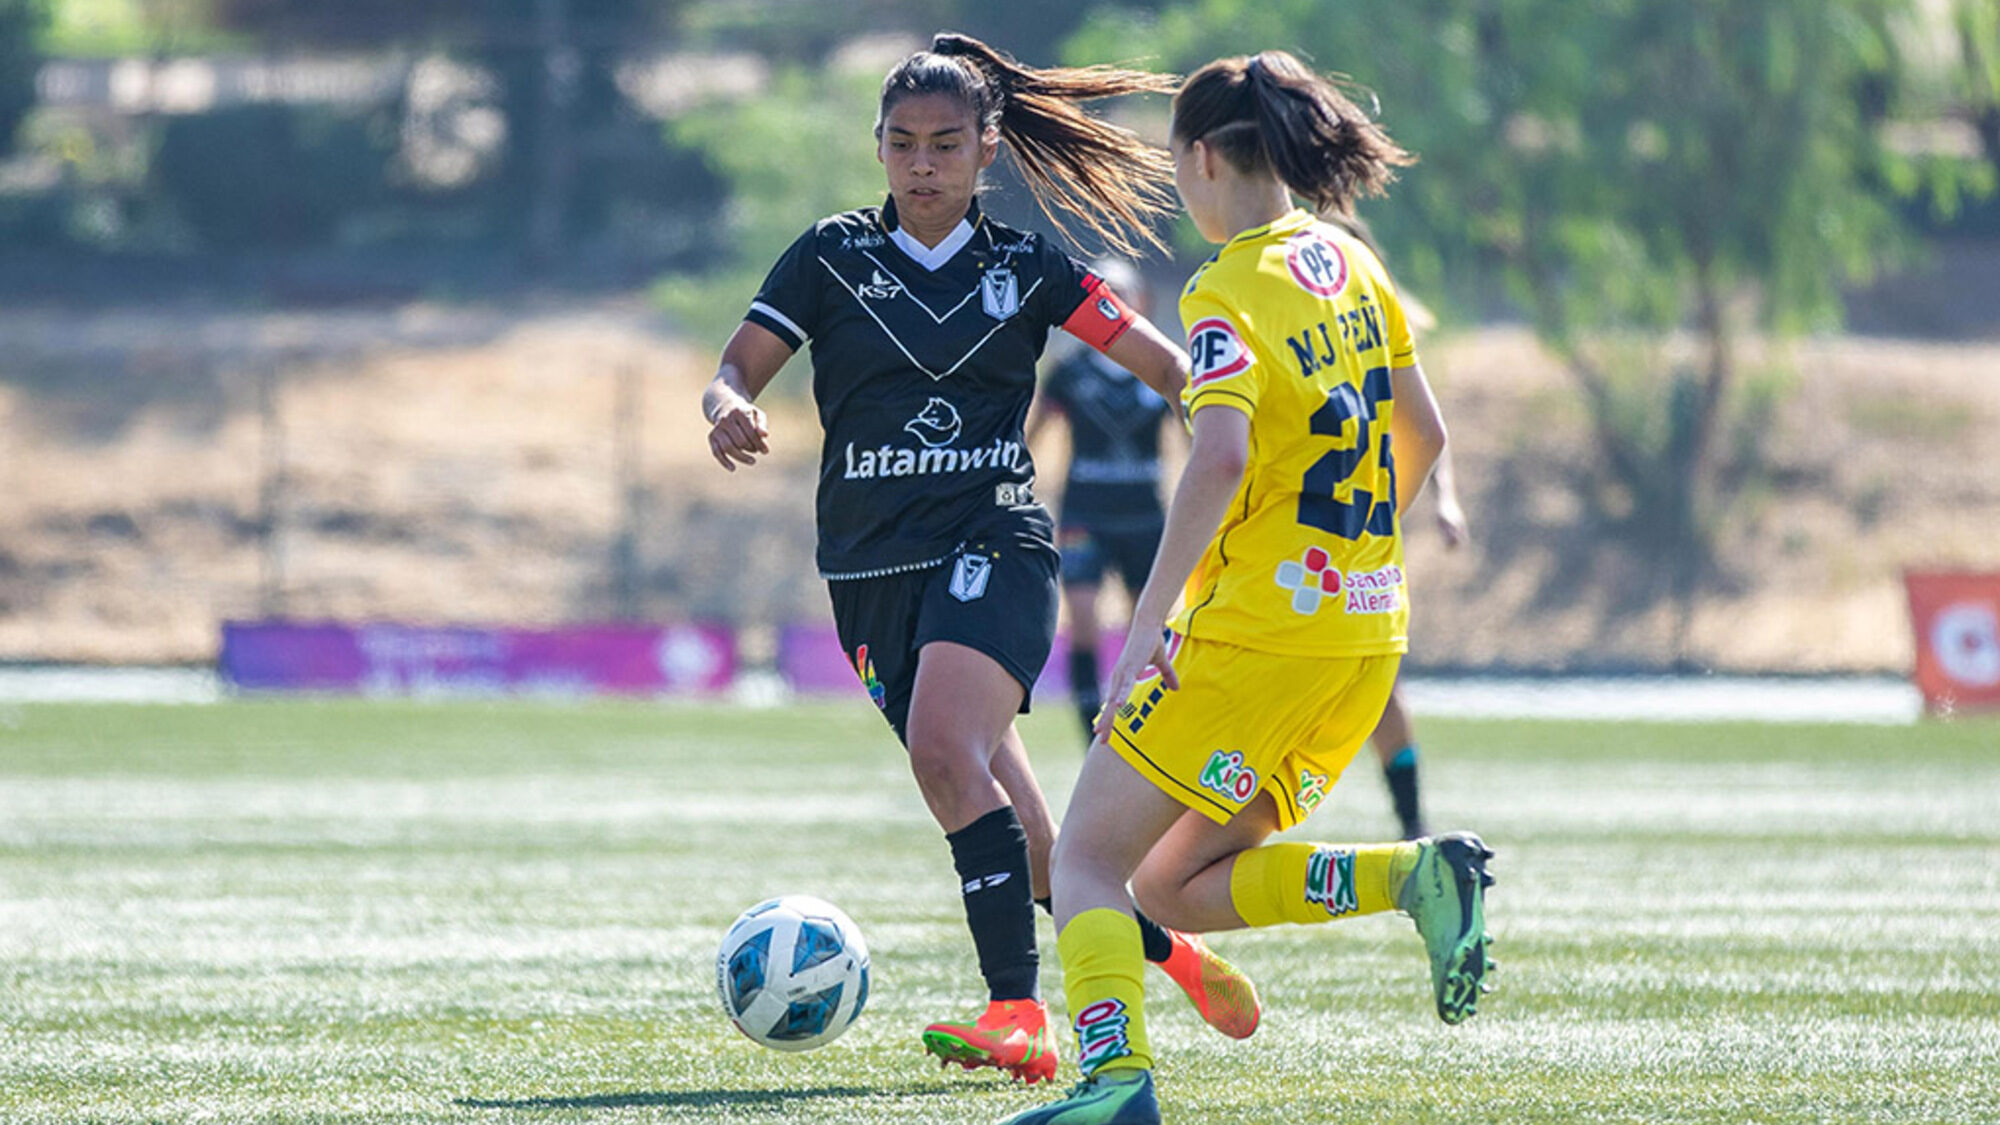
1903, 572, 2000, 715
220, 621, 736, 697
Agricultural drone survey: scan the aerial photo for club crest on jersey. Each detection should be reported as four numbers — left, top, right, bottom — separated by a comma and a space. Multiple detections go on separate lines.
1187, 317, 1252, 388
858, 268, 904, 300
903, 397, 963, 448
981, 267, 1019, 320
1286, 230, 1349, 297
949, 551, 994, 602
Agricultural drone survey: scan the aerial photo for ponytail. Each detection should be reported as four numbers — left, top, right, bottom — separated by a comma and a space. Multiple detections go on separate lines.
879, 33, 1178, 257
1172, 50, 1414, 215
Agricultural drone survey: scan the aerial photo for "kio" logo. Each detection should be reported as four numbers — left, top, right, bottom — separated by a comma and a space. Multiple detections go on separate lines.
1198, 749, 1259, 805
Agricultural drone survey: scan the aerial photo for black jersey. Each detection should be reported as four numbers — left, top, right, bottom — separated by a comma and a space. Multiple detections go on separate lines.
745, 197, 1132, 579
1042, 348, 1172, 524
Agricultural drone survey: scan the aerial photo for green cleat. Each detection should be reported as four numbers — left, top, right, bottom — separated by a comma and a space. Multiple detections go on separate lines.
1397, 831, 1496, 1025
997, 1069, 1160, 1125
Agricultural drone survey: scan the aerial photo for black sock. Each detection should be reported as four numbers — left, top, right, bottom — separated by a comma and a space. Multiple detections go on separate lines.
946, 806, 1039, 1001
1035, 895, 1175, 964
1384, 745, 1423, 837
1068, 646, 1102, 741
1135, 910, 1174, 963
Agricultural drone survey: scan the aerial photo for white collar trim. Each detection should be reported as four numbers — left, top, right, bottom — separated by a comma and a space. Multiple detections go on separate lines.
890, 219, 975, 272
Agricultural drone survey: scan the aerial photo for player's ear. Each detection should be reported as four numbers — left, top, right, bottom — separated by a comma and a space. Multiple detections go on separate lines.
978, 125, 999, 170
1194, 138, 1219, 182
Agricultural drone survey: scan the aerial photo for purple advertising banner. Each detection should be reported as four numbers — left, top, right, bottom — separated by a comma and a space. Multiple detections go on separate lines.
221, 620, 736, 697
775, 622, 1118, 701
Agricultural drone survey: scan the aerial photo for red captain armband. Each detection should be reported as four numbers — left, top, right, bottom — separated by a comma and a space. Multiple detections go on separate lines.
1062, 274, 1137, 352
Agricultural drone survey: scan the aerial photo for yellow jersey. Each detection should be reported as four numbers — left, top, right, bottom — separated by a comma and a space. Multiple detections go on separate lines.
1172, 209, 1419, 657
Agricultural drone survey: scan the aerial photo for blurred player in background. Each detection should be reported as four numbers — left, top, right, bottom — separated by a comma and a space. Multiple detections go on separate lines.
1368, 445, 1466, 838
1025, 258, 1179, 744
702, 33, 1257, 1087
1004, 52, 1494, 1124
1323, 211, 1471, 841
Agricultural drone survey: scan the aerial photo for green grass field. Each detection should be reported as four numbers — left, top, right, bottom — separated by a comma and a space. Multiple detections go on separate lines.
3, 699, 1997, 1124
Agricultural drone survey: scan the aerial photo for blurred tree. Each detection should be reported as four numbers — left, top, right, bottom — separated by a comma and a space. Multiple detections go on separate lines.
208, 0, 692, 267
153, 103, 393, 247
1071, 0, 1992, 620
0, 0, 48, 155
1955, 0, 2000, 171
653, 58, 887, 348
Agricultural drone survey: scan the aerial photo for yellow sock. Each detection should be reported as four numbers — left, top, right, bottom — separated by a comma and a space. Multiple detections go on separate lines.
1057, 908, 1152, 1076
1229, 841, 1419, 928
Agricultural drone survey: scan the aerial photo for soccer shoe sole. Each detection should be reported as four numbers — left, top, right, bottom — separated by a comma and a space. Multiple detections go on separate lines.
1399, 831, 1496, 1025
997, 1071, 1161, 1125
921, 1027, 1059, 1085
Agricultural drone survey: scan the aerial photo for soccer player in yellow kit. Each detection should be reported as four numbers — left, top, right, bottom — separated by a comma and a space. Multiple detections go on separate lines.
1000, 51, 1495, 1124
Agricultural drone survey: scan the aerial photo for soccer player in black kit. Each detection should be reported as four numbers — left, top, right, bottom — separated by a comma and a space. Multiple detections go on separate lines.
701, 34, 1260, 1084
1026, 258, 1177, 744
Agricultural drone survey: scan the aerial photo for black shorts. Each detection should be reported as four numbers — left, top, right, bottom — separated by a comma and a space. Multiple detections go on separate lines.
827, 538, 1060, 745
1058, 516, 1164, 592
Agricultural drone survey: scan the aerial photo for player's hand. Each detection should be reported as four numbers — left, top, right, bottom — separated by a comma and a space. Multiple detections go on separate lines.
707, 398, 770, 471
1092, 626, 1176, 742
1435, 497, 1470, 549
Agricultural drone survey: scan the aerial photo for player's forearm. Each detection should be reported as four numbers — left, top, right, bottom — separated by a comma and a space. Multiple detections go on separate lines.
701, 365, 755, 424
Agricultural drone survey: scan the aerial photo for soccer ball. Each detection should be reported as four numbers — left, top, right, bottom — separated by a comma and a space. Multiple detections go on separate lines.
715, 894, 870, 1051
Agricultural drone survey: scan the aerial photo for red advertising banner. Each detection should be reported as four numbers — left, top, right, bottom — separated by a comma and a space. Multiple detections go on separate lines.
1904, 571, 2000, 715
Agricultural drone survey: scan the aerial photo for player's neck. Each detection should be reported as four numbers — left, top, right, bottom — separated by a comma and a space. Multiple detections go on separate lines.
1216, 177, 1294, 242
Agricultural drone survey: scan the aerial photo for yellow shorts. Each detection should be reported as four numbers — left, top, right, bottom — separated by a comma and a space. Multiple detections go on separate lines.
1105, 634, 1401, 830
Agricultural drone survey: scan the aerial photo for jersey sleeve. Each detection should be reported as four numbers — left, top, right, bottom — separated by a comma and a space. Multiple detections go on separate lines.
743, 225, 820, 350
1376, 270, 1419, 367
1039, 245, 1136, 353
1178, 289, 1262, 421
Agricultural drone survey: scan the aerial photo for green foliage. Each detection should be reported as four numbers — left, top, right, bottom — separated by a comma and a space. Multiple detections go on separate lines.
1071, 0, 1992, 586
151, 103, 395, 248
0, 0, 48, 154
656, 62, 889, 349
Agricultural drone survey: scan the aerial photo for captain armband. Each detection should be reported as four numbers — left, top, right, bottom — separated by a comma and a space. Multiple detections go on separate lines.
1062, 275, 1137, 353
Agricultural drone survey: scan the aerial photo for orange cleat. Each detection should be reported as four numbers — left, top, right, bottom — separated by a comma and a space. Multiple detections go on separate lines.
1157, 930, 1261, 1039
921, 998, 1061, 1084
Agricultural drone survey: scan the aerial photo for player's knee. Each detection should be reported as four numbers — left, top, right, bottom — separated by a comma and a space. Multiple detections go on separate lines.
905, 733, 986, 795
1128, 865, 1195, 930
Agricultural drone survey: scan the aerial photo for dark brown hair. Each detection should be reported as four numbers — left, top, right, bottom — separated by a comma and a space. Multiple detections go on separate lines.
877, 33, 1178, 257
1170, 50, 1414, 216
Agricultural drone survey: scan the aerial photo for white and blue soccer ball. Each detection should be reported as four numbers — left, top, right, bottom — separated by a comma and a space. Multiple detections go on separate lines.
716, 894, 870, 1051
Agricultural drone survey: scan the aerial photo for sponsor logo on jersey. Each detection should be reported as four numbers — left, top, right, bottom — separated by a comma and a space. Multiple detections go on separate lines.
990, 237, 1036, 255
1198, 749, 1259, 805
1297, 768, 1331, 814
903, 396, 962, 447
850, 643, 886, 708
981, 266, 1020, 319
949, 551, 994, 602
1275, 546, 1344, 615
1342, 564, 1405, 615
1074, 998, 1133, 1073
858, 269, 904, 300
842, 232, 886, 251
1304, 845, 1359, 916
1187, 316, 1253, 387
1286, 229, 1349, 297
844, 398, 1024, 481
